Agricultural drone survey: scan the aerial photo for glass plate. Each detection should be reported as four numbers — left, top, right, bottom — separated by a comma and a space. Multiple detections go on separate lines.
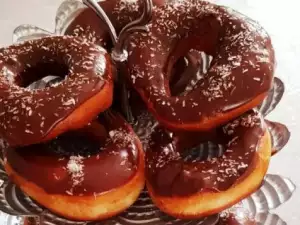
1, 0, 295, 224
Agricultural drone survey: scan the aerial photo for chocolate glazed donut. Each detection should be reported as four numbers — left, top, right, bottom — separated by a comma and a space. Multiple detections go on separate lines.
4, 111, 145, 221
126, 0, 275, 131
0, 36, 113, 147
146, 110, 271, 218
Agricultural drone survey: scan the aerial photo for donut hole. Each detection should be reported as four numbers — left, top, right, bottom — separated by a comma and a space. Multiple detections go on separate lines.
182, 141, 224, 163
16, 123, 108, 157
169, 57, 188, 95
47, 132, 103, 157
20, 62, 68, 90
169, 50, 213, 96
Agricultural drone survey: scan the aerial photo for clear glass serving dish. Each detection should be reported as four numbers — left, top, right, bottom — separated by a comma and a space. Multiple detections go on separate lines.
0, 0, 297, 224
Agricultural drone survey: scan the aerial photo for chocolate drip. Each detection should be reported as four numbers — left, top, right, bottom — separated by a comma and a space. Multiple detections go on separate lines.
0, 36, 111, 146
146, 110, 265, 196
4, 114, 140, 196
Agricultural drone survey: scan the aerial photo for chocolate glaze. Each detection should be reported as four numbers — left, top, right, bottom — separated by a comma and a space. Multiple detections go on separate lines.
126, 0, 274, 128
0, 36, 112, 146
64, 0, 165, 47
4, 112, 140, 196
146, 110, 265, 196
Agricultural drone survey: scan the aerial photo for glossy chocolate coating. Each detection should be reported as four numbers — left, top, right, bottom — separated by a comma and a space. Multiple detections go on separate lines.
146, 110, 265, 196
126, 0, 274, 127
0, 36, 112, 146
64, 0, 165, 47
4, 113, 140, 196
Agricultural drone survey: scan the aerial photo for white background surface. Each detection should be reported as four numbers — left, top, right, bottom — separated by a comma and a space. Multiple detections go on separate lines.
0, 0, 299, 224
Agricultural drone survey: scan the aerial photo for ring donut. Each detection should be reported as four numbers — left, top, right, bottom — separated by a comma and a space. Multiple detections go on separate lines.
0, 36, 113, 146
145, 109, 271, 218
127, 0, 275, 131
4, 111, 145, 221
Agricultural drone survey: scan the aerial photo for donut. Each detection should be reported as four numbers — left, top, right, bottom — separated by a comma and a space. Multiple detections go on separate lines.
145, 109, 271, 219
3, 111, 145, 221
126, 0, 275, 131
0, 36, 113, 147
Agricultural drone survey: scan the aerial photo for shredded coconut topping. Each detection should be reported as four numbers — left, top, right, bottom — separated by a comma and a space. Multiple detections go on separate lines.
67, 155, 84, 187
109, 127, 136, 149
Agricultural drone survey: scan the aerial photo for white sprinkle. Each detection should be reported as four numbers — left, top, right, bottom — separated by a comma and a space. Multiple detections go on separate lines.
25, 129, 33, 134
63, 98, 76, 106
67, 156, 84, 187
66, 190, 73, 196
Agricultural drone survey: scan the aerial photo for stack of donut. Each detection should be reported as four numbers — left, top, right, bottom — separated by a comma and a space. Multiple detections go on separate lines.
0, 0, 285, 223
0, 35, 145, 220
